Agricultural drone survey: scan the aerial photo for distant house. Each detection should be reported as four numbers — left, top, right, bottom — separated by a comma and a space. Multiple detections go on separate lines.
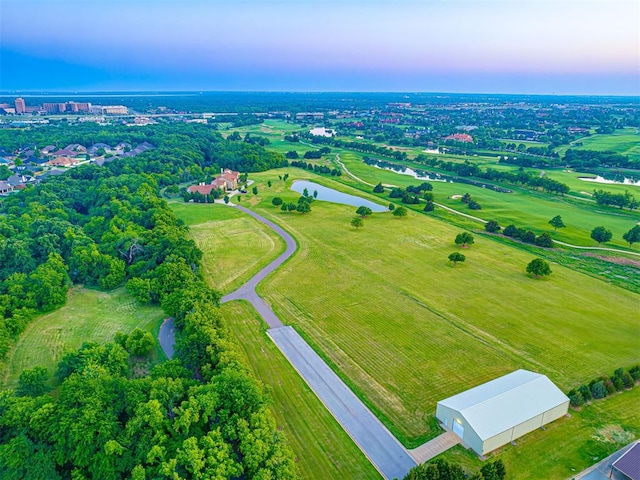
64, 143, 87, 153
0, 181, 13, 195
47, 156, 79, 167
187, 169, 240, 196
51, 148, 77, 157
41, 145, 57, 154
88, 143, 111, 155
444, 133, 474, 143
436, 369, 569, 456
611, 442, 640, 480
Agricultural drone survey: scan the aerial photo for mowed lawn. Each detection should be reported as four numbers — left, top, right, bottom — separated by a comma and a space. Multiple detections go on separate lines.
221, 301, 381, 480
2, 287, 165, 389
572, 128, 640, 162
241, 170, 640, 446
170, 203, 285, 294
439, 387, 640, 480
337, 150, 640, 251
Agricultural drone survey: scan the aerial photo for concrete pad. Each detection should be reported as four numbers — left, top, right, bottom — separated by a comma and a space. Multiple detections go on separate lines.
268, 326, 416, 480
409, 431, 460, 464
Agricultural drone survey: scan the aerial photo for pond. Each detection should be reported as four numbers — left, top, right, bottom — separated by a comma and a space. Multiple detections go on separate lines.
290, 180, 387, 212
578, 175, 640, 186
372, 164, 450, 183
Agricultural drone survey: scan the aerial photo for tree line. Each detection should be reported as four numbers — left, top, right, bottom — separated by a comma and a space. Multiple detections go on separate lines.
0, 129, 299, 478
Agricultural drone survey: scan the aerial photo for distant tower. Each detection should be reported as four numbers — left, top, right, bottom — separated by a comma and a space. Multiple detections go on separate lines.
14, 98, 26, 114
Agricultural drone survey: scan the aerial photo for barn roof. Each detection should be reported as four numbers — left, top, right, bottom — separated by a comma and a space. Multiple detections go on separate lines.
613, 442, 640, 480
437, 370, 568, 441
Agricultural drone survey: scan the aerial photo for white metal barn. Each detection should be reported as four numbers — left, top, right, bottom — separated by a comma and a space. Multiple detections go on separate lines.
436, 369, 569, 455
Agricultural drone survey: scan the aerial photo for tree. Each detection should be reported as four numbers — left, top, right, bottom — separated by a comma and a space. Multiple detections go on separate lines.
485, 220, 501, 233
356, 206, 372, 217
548, 215, 565, 231
535, 232, 554, 248
223, 195, 230, 204
252, 186, 258, 195
373, 182, 384, 193
622, 225, 640, 246
125, 328, 154, 356
388, 203, 395, 211
267, 180, 272, 188
526, 258, 552, 277
590, 226, 612, 245
454, 232, 474, 248
393, 206, 408, 218
351, 217, 364, 229
313, 190, 318, 198
461, 192, 472, 204
468, 200, 482, 210
424, 201, 434, 212
296, 202, 311, 214
448, 252, 466, 266
271, 197, 283, 207
17, 366, 49, 397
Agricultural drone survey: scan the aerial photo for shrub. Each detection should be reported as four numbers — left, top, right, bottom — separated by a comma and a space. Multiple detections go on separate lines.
521, 230, 537, 243
621, 371, 635, 389
535, 232, 554, 248
485, 220, 501, 232
373, 182, 384, 193
578, 384, 593, 402
424, 201, 435, 212
591, 381, 607, 399
602, 376, 617, 395
503, 224, 518, 237
612, 375, 625, 391
568, 389, 584, 407
468, 200, 482, 210
629, 365, 640, 382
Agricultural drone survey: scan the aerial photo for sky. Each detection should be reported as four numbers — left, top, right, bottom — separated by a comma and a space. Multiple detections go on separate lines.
1, 0, 639, 95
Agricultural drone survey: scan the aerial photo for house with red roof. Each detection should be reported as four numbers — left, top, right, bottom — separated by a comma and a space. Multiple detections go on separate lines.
444, 133, 474, 143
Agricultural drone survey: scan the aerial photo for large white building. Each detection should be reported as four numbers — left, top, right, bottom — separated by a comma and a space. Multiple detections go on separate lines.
436, 369, 569, 455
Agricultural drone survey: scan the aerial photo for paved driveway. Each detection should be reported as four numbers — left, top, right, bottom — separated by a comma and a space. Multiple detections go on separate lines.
269, 326, 417, 480
409, 431, 460, 464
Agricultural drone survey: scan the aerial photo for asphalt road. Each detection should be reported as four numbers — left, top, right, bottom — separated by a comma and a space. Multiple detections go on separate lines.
269, 326, 416, 480
159, 203, 419, 479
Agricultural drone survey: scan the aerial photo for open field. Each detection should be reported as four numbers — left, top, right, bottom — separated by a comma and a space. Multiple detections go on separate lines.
2, 287, 165, 389
221, 301, 381, 480
439, 387, 640, 480
570, 128, 640, 162
335, 150, 640, 251
227, 170, 640, 448
170, 202, 285, 294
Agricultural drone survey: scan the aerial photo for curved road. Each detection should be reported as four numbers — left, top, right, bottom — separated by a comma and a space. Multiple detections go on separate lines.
159, 203, 416, 479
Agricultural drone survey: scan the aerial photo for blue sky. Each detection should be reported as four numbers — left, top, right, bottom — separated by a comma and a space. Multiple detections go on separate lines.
1, 0, 638, 94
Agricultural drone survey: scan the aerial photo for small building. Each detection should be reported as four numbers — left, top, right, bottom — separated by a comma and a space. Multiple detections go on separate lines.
444, 133, 474, 143
612, 441, 640, 480
436, 369, 569, 456
0, 181, 13, 195
187, 183, 219, 196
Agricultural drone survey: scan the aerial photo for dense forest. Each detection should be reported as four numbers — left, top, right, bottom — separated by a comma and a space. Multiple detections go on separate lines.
0, 125, 298, 479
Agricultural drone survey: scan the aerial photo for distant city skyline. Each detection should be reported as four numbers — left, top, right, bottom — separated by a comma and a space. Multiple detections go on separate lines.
1, 0, 638, 95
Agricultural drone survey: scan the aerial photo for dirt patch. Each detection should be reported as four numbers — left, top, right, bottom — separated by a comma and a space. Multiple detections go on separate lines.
592, 424, 635, 444
450, 195, 463, 200
584, 253, 640, 268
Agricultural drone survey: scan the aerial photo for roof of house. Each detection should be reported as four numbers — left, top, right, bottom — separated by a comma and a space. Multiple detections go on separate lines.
437, 370, 569, 441
187, 183, 218, 195
0, 181, 13, 191
52, 148, 76, 157
613, 442, 640, 480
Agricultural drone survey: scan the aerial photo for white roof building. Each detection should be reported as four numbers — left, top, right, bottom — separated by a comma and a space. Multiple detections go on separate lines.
436, 369, 569, 455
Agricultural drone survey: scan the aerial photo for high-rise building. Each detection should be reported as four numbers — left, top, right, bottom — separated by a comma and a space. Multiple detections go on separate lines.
14, 98, 26, 114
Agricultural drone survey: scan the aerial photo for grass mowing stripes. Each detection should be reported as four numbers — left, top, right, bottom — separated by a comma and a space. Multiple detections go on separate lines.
2, 287, 165, 389
240, 170, 640, 445
170, 202, 285, 295
220, 300, 381, 480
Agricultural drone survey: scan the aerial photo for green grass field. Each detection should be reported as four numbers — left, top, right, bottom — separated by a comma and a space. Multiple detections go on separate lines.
439, 387, 640, 480
2, 287, 165, 389
570, 128, 640, 162
170, 202, 285, 294
221, 301, 381, 480
230, 170, 640, 448
335, 150, 640, 251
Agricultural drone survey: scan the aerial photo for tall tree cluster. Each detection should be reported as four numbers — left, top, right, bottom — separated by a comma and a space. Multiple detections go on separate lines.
0, 128, 298, 479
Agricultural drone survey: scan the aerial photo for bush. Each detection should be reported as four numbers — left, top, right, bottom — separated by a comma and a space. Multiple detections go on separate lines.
535, 232, 554, 248
578, 384, 593, 402
485, 220, 501, 232
591, 381, 607, 399
272, 197, 283, 206
521, 230, 537, 243
503, 224, 518, 237
568, 389, 584, 407
126, 328, 154, 356
602, 376, 616, 395
424, 201, 435, 212
629, 365, 640, 382
621, 371, 635, 389
373, 182, 384, 193
468, 200, 482, 210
